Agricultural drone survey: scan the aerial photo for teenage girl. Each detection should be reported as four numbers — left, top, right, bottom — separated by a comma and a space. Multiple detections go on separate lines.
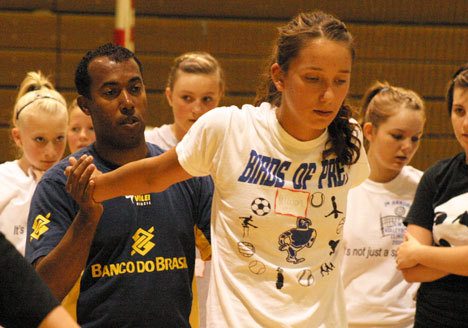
397, 64, 468, 327
145, 51, 224, 328
341, 81, 426, 328
67, 11, 370, 327
67, 98, 95, 154
0, 71, 68, 254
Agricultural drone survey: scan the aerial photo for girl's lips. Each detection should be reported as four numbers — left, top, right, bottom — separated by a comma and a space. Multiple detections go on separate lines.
313, 110, 333, 117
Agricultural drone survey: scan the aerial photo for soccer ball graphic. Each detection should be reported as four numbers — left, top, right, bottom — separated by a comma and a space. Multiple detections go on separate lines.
251, 198, 271, 216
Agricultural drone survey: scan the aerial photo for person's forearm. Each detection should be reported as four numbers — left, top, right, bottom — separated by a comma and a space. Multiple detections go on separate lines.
35, 209, 101, 301
414, 245, 468, 276
401, 264, 448, 282
39, 306, 79, 328
93, 149, 192, 202
93, 156, 158, 202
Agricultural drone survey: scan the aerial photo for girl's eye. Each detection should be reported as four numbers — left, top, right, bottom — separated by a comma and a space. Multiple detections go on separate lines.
71, 127, 80, 133
335, 79, 347, 85
305, 76, 320, 82
34, 137, 45, 143
411, 136, 420, 143
55, 136, 66, 143
182, 95, 192, 102
453, 106, 466, 116
391, 134, 403, 140
203, 96, 213, 103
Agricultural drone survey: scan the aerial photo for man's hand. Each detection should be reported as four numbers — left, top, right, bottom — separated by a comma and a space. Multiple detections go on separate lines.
65, 155, 103, 216
397, 232, 422, 269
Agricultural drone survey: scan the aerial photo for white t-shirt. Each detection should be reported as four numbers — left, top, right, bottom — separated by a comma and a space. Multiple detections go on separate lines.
176, 103, 370, 327
0, 160, 37, 255
145, 124, 178, 150
342, 165, 423, 328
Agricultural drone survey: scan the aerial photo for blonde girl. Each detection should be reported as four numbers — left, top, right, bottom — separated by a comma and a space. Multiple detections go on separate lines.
0, 71, 67, 254
341, 81, 426, 328
67, 98, 95, 153
145, 51, 224, 147
68, 11, 369, 327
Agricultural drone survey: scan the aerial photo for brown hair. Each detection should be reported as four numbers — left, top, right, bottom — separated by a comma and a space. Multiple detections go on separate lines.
167, 51, 225, 96
254, 11, 359, 165
446, 63, 468, 115
360, 81, 425, 128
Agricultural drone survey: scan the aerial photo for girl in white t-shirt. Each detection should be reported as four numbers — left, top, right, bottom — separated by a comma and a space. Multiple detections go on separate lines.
0, 72, 68, 255
67, 98, 95, 154
341, 81, 426, 328
68, 11, 370, 327
145, 52, 225, 327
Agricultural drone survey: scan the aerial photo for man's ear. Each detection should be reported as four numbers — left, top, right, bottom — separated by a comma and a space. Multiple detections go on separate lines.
362, 122, 375, 143
77, 96, 91, 116
11, 128, 22, 148
165, 87, 173, 107
271, 63, 284, 92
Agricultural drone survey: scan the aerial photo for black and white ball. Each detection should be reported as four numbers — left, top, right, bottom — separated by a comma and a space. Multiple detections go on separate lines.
251, 198, 271, 216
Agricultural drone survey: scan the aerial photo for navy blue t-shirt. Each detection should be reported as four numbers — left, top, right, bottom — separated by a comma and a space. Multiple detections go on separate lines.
26, 143, 212, 327
405, 152, 468, 327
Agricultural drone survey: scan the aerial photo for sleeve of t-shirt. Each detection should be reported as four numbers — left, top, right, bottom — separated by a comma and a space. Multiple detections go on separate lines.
194, 176, 213, 261
404, 169, 436, 231
176, 106, 233, 177
0, 232, 59, 327
25, 177, 78, 265
348, 121, 370, 188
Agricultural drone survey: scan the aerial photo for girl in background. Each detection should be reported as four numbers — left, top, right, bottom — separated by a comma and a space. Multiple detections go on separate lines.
397, 64, 468, 327
68, 11, 369, 327
341, 81, 425, 328
0, 71, 68, 254
145, 51, 224, 327
67, 98, 95, 154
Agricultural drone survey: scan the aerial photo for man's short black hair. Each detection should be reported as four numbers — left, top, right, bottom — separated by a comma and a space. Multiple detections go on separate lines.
75, 43, 143, 99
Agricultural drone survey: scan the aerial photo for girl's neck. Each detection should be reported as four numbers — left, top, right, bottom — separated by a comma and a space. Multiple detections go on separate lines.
17, 157, 31, 175
170, 124, 185, 142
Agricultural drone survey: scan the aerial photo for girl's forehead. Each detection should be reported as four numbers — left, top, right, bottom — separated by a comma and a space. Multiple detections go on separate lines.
292, 38, 352, 72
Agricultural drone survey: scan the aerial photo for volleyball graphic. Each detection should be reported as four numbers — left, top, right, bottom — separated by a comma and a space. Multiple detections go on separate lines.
238, 241, 255, 257
251, 197, 271, 216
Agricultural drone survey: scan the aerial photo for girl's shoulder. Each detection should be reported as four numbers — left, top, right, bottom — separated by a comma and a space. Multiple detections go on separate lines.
0, 160, 23, 178
198, 103, 274, 128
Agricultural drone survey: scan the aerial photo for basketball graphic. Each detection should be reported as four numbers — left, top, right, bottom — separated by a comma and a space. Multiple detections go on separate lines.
251, 197, 271, 216
248, 260, 266, 274
297, 269, 314, 287
238, 241, 255, 257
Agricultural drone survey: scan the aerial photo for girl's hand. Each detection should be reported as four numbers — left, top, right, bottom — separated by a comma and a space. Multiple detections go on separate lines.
397, 232, 422, 269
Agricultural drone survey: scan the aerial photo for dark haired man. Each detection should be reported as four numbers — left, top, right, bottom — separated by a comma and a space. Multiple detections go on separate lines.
26, 43, 211, 327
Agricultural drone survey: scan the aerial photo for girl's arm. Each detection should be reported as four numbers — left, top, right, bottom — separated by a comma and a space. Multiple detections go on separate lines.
398, 231, 468, 276
398, 224, 449, 282
67, 148, 193, 202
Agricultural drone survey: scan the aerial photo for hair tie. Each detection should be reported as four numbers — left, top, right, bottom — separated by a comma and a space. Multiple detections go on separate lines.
380, 87, 390, 93
15, 95, 63, 120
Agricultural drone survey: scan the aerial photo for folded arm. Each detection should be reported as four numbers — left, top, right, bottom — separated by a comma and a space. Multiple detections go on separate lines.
398, 224, 449, 282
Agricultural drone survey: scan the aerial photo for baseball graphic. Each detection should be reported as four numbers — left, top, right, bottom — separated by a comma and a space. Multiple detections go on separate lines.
248, 260, 266, 274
